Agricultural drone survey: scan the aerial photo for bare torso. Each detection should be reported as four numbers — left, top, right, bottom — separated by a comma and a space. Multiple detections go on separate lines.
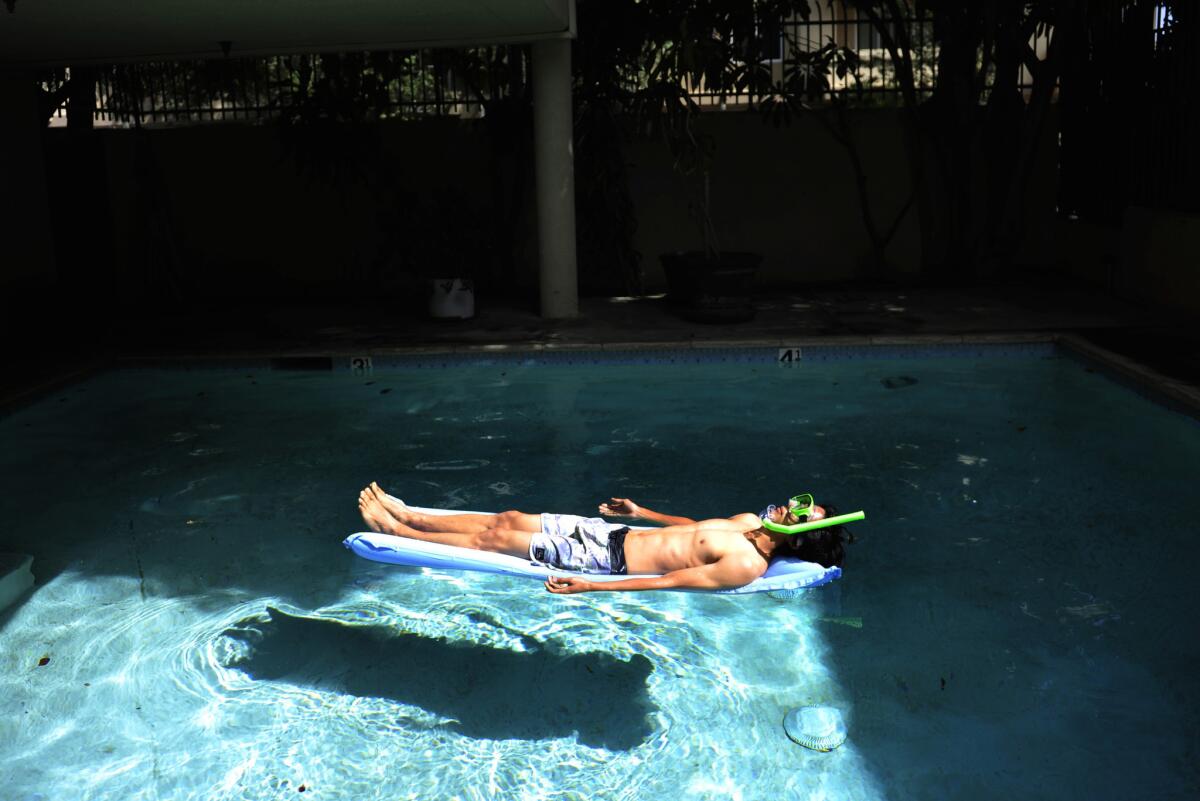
622, 514, 767, 575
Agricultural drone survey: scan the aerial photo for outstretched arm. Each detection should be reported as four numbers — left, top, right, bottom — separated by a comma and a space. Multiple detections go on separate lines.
544, 556, 761, 595
598, 497, 695, 526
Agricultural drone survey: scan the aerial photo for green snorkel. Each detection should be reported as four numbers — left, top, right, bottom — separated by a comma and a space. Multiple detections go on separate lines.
761, 493, 866, 535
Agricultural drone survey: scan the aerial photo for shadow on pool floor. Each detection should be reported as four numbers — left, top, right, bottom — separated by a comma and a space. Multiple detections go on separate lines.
220, 606, 657, 751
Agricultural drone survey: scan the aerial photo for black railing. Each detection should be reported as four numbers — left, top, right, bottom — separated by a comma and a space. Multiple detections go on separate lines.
45, 3, 1184, 139
1134, 4, 1197, 213
48, 48, 523, 127
654, 3, 1058, 110
1058, 2, 1197, 219
689, 4, 941, 108
44, 3, 1048, 126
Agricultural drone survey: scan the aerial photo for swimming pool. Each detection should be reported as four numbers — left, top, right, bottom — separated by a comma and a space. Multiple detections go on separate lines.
1, 344, 1197, 800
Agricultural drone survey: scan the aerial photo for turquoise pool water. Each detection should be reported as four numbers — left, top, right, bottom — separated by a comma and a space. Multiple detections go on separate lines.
1, 349, 1197, 800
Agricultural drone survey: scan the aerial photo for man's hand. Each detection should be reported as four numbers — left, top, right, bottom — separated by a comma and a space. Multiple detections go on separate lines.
598, 497, 640, 518
545, 576, 594, 594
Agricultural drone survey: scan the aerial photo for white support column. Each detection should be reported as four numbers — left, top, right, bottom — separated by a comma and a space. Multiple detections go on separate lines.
532, 37, 578, 319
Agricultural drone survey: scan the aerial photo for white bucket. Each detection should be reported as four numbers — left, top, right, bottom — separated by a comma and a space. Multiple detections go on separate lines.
427, 278, 475, 319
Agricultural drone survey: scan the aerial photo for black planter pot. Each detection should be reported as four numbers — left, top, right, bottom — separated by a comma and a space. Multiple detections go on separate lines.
660, 251, 761, 323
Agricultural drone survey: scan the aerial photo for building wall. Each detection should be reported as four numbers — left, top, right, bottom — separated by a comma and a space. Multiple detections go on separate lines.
41, 106, 1066, 303
1057, 209, 1200, 315
625, 109, 924, 290
84, 118, 496, 303
1121, 208, 1200, 314
0, 73, 58, 292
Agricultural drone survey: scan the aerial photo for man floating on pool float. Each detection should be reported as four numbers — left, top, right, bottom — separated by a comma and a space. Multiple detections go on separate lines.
356, 482, 859, 594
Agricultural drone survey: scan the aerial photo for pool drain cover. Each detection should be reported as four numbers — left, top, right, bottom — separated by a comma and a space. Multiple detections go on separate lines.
783, 706, 847, 751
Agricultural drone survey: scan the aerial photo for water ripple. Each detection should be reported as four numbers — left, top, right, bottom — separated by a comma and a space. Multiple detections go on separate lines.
415, 459, 490, 471
0, 570, 867, 801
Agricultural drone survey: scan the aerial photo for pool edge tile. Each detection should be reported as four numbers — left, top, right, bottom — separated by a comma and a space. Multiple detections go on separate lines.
1056, 333, 1200, 422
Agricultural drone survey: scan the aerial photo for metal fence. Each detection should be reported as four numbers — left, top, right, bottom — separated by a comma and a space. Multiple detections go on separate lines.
1058, 2, 1197, 219
1134, 3, 1196, 213
48, 47, 522, 127
690, 3, 941, 108
48, 3, 1188, 140
45, 3, 1051, 127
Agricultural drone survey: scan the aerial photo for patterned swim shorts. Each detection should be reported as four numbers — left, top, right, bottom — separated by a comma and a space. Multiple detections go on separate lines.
529, 514, 630, 574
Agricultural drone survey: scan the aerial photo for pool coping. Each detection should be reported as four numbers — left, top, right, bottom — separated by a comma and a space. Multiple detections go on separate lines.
1053, 332, 1200, 422
3, 332, 1199, 421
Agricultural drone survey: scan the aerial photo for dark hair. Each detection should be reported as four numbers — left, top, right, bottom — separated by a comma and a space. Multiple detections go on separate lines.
778, 503, 856, 568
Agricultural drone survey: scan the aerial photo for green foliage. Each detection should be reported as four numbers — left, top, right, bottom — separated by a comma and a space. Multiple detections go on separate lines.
266, 47, 524, 287
833, 0, 1070, 277
759, 39, 862, 126
35, 1, 1184, 286
575, 0, 823, 259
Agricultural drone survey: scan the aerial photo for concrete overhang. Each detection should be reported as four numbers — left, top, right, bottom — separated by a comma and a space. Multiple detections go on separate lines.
0, 0, 575, 67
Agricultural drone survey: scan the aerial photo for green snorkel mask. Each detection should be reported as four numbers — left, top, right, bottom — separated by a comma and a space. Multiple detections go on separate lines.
760, 493, 866, 534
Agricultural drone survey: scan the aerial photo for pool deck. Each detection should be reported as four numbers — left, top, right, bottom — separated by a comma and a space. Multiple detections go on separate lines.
6, 277, 1200, 416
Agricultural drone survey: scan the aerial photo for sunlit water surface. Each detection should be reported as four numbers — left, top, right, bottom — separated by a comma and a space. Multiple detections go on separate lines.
1, 353, 1197, 800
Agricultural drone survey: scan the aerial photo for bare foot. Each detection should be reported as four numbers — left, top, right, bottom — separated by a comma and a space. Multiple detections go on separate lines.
369, 482, 413, 523
359, 488, 399, 534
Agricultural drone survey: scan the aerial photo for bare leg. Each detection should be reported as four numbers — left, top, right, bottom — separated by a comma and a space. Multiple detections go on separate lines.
368, 482, 541, 533
359, 489, 532, 559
